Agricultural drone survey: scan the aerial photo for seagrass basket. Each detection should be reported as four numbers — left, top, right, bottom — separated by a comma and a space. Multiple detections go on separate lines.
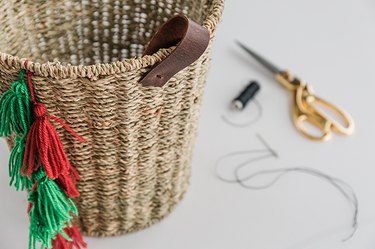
0, 0, 224, 237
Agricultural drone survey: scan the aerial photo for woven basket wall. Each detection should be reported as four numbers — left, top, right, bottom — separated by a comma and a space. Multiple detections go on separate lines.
0, 0, 224, 237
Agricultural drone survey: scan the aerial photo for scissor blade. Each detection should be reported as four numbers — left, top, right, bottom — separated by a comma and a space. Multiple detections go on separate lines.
236, 41, 282, 75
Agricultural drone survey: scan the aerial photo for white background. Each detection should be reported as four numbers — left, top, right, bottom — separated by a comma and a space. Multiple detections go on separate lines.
1, 0, 375, 248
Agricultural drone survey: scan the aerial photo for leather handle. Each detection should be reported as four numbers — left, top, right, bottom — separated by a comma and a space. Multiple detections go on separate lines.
140, 14, 210, 87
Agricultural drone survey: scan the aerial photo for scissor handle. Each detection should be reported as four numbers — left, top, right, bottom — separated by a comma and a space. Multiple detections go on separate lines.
292, 104, 332, 141
305, 94, 355, 136
292, 84, 354, 141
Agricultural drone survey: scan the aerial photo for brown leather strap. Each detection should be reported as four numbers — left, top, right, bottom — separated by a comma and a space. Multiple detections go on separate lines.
140, 14, 210, 87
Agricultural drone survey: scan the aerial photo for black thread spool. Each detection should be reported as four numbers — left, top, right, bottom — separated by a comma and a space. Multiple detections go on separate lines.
232, 81, 260, 110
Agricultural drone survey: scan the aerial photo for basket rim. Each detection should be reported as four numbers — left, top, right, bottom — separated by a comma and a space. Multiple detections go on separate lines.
0, 0, 224, 80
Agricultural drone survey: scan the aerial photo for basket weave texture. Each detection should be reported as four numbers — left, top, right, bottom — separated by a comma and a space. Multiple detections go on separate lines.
0, 0, 224, 237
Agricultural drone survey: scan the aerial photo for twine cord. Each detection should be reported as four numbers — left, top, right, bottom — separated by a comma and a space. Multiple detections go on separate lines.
215, 134, 359, 242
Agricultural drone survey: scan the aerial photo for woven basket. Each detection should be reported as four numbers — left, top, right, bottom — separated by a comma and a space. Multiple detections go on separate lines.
0, 0, 223, 238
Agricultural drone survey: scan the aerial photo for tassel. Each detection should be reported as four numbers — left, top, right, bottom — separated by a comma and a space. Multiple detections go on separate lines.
21, 102, 85, 179
0, 67, 33, 190
52, 223, 87, 249
21, 68, 85, 180
0, 69, 32, 137
9, 135, 34, 190
56, 167, 81, 198
22, 61, 85, 249
28, 170, 78, 249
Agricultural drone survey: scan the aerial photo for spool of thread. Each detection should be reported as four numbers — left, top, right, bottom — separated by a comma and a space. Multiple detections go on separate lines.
232, 81, 260, 110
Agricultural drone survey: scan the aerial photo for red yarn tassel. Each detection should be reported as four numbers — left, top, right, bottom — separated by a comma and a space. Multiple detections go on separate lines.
21, 103, 85, 179
56, 168, 81, 198
21, 69, 85, 180
52, 224, 87, 249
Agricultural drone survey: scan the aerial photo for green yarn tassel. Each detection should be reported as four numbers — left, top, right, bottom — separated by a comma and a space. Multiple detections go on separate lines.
9, 135, 34, 190
0, 69, 33, 190
28, 170, 78, 249
0, 69, 31, 137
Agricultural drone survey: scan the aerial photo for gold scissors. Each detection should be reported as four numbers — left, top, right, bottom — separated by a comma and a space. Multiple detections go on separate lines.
237, 41, 354, 142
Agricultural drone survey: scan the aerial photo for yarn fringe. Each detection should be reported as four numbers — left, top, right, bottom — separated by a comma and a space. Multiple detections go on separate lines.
0, 64, 86, 249
52, 224, 87, 249
0, 69, 31, 137
28, 170, 78, 249
56, 168, 81, 198
9, 135, 34, 190
21, 102, 85, 179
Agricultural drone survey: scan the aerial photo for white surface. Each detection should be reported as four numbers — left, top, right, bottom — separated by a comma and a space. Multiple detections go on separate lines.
1, 1, 375, 248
